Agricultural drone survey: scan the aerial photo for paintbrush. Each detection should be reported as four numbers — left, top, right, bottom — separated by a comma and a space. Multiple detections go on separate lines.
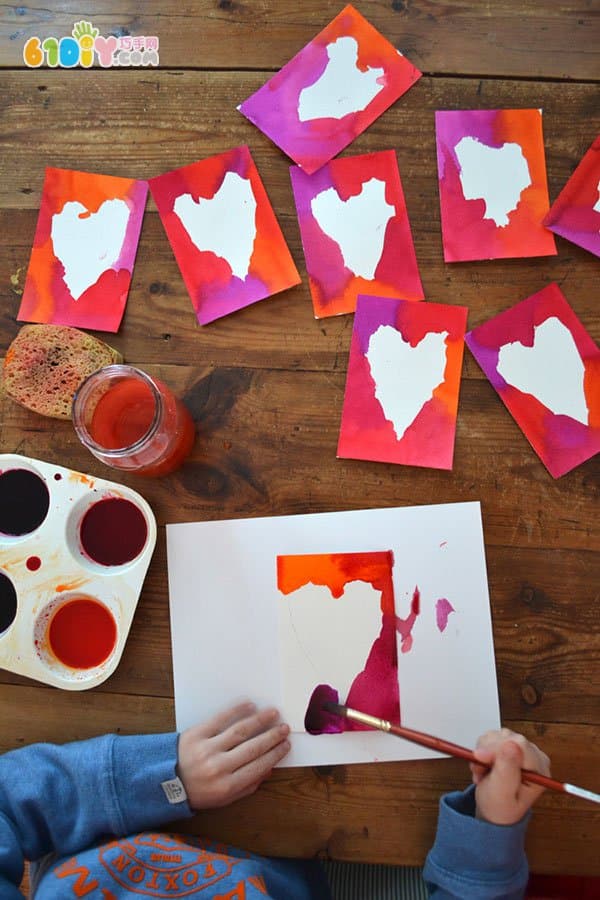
325, 702, 600, 805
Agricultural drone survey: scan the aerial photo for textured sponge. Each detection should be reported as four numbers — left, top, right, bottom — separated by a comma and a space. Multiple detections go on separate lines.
2, 325, 122, 419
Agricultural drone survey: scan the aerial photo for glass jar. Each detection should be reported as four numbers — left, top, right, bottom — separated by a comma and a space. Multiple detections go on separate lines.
72, 365, 195, 477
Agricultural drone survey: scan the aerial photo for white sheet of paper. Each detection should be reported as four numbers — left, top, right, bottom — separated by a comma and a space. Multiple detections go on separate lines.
278, 579, 383, 731
167, 502, 500, 767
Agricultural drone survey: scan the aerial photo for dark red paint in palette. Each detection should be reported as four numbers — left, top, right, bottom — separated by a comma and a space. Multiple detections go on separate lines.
0, 454, 156, 690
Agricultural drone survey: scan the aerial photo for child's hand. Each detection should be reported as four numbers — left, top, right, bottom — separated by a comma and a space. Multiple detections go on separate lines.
177, 702, 290, 810
470, 728, 551, 825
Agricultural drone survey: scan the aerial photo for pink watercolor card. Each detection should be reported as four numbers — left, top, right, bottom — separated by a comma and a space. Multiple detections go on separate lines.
435, 109, 557, 262
18, 167, 147, 332
290, 150, 423, 318
543, 136, 600, 258
465, 284, 600, 478
148, 146, 300, 325
338, 296, 468, 470
167, 502, 500, 767
238, 5, 422, 175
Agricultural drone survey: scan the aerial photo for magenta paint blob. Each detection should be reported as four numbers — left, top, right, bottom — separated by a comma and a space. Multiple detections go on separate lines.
26, 556, 42, 571
436, 597, 455, 632
0, 469, 50, 536
304, 684, 344, 735
0, 571, 18, 633
80, 497, 148, 567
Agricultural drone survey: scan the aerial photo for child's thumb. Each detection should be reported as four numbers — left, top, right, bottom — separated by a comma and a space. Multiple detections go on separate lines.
490, 740, 523, 793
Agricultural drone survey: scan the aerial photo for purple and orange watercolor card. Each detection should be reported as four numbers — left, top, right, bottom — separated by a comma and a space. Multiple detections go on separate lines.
435, 109, 557, 262
544, 135, 600, 258
148, 146, 300, 325
238, 5, 421, 174
466, 284, 600, 478
290, 150, 423, 318
338, 296, 468, 469
18, 167, 147, 333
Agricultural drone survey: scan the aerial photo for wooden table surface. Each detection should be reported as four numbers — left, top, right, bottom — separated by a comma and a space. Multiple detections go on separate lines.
1, 0, 599, 878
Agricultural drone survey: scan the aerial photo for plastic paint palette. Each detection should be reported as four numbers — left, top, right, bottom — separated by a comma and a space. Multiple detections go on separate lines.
0, 454, 157, 690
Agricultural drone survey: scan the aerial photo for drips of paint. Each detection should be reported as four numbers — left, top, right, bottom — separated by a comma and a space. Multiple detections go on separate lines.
48, 597, 117, 669
304, 684, 344, 734
0, 571, 18, 633
80, 497, 147, 566
436, 597, 455, 632
0, 469, 50, 536
26, 556, 41, 571
396, 586, 420, 654
54, 473, 62, 481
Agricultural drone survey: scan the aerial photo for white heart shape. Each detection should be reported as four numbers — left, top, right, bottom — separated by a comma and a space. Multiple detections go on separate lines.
298, 36, 384, 122
497, 316, 588, 424
366, 325, 449, 440
51, 199, 131, 300
311, 178, 394, 279
279, 580, 383, 731
455, 136, 532, 228
173, 171, 257, 280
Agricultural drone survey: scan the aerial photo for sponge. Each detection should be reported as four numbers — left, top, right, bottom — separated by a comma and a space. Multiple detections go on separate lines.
2, 325, 122, 419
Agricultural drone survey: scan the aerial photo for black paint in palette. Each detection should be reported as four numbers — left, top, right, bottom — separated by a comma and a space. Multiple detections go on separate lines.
0, 571, 17, 633
0, 469, 50, 536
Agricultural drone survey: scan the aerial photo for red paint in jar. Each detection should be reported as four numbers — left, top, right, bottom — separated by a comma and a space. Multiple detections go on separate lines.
80, 497, 148, 566
73, 366, 195, 477
48, 598, 117, 669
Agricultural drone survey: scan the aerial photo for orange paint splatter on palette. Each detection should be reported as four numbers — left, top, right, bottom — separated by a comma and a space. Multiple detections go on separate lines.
17, 167, 148, 332
278, 551, 409, 733
148, 146, 300, 325
338, 296, 468, 469
436, 109, 556, 262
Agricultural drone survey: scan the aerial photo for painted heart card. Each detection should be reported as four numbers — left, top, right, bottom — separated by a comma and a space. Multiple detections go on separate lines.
465, 284, 600, 478
18, 168, 147, 332
238, 5, 421, 175
148, 147, 300, 325
543, 135, 600, 258
338, 296, 468, 469
435, 109, 557, 262
291, 150, 423, 318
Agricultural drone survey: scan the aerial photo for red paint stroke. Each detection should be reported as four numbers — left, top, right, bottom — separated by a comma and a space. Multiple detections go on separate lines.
278, 550, 398, 734
436, 598, 455, 633
395, 585, 420, 654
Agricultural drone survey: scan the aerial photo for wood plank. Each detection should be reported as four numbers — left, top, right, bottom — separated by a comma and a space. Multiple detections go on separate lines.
1, 685, 597, 874
1, 1, 598, 81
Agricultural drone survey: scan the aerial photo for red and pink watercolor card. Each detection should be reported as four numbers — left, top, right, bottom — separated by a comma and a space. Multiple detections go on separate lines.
18, 167, 147, 333
238, 5, 421, 175
544, 135, 600, 258
435, 109, 557, 262
338, 296, 468, 470
466, 284, 600, 478
148, 146, 300, 325
290, 150, 423, 319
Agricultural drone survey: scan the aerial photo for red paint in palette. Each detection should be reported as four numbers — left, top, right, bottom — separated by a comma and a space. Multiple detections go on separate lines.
49, 598, 117, 669
80, 497, 148, 566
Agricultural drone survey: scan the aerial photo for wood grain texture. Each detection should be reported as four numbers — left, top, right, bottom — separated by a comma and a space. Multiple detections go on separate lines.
1, 0, 599, 878
1, 1, 598, 80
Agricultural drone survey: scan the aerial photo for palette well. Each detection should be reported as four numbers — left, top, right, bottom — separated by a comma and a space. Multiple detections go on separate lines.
0, 454, 156, 690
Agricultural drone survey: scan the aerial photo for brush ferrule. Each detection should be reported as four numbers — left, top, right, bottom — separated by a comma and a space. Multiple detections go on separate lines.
564, 783, 600, 805
345, 708, 390, 731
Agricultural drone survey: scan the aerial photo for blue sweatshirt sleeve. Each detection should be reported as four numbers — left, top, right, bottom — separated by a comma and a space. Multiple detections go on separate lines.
423, 785, 530, 899
0, 732, 192, 897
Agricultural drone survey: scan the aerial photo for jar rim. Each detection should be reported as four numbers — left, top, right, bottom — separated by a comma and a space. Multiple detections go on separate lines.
72, 365, 162, 457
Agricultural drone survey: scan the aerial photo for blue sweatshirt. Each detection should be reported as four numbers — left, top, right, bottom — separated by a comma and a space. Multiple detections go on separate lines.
0, 732, 530, 898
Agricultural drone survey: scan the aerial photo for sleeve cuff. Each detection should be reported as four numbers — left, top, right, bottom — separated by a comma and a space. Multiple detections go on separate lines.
108, 733, 193, 836
423, 785, 530, 896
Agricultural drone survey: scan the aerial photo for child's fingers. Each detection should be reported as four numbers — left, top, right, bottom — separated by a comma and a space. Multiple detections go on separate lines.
216, 707, 281, 751
193, 702, 257, 739
229, 738, 291, 793
469, 761, 488, 784
226, 723, 290, 770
